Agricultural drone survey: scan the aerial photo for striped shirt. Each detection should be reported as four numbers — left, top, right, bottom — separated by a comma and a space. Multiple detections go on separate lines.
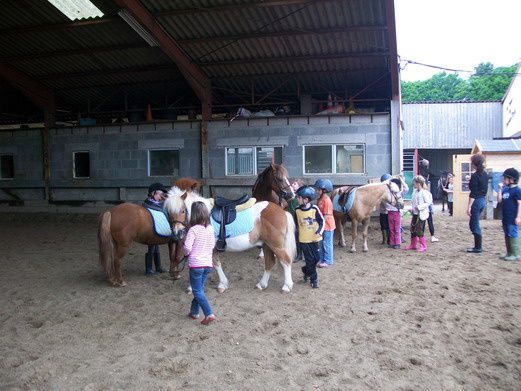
183, 224, 215, 268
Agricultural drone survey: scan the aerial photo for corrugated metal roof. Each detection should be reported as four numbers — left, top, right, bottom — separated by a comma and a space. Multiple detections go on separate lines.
475, 139, 521, 153
402, 102, 503, 149
0, 0, 395, 119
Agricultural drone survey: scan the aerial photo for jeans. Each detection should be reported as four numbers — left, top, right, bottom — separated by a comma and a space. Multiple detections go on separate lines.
320, 230, 334, 265
189, 267, 213, 317
503, 222, 519, 238
387, 210, 401, 246
448, 201, 453, 216
301, 242, 320, 283
469, 197, 486, 236
427, 212, 435, 236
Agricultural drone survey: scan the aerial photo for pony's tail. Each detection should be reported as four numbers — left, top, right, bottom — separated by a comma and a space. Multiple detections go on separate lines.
98, 211, 115, 283
284, 212, 297, 262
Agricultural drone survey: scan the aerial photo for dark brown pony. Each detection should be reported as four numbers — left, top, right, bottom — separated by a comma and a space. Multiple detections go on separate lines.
252, 163, 295, 207
97, 178, 200, 286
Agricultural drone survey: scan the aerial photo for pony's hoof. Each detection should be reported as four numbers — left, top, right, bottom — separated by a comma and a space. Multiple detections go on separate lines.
185, 287, 192, 294
350, 249, 357, 253
256, 283, 265, 290
217, 286, 226, 294
339, 242, 346, 248
363, 248, 368, 253
282, 284, 292, 293
119, 281, 127, 287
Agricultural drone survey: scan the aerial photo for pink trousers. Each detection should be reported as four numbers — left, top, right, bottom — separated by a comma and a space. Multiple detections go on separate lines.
388, 210, 401, 246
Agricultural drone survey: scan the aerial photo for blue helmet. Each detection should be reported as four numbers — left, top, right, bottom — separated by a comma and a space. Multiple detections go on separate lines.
296, 186, 316, 201
314, 178, 333, 193
380, 173, 392, 182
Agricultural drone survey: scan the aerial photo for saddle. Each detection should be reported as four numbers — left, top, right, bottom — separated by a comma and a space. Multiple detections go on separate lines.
333, 186, 357, 219
211, 195, 254, 251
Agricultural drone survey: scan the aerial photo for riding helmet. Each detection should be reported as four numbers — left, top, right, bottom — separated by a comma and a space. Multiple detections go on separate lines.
296, 186, 316, 201
148, 182, 167, 195
314, 178, 333, 193
503, 168, 519, 183
380, 173, 392, 182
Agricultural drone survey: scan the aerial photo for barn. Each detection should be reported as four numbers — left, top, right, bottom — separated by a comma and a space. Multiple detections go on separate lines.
0, 0, 400, 211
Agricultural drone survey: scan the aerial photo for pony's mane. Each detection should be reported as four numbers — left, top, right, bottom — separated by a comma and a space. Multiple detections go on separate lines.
163, 186, 213, 219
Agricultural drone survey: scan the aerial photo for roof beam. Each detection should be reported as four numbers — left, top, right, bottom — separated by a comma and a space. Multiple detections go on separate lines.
114, 0, 210, 104
199, 52, 389, 67
0, 62, 55, 112
1, 43, 149, 62
178, 25, 387, 44
155, 0, 341, 16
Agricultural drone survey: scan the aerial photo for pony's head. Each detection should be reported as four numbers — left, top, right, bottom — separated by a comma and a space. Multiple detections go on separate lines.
254, 163, 295, 201
384, 179, 404, 210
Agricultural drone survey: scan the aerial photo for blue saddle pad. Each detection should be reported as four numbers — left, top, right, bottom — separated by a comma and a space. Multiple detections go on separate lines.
210, 208, 254, 239
146, 208, 172, 237
333, 189, 357, 214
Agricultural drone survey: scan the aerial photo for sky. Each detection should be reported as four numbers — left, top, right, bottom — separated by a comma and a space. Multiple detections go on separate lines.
395, 0, 521, 81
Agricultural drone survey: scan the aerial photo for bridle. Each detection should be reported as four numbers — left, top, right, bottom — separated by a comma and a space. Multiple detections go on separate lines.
387, 183, 403, 209
274, 176, 295, 206
168, 212, 189, 242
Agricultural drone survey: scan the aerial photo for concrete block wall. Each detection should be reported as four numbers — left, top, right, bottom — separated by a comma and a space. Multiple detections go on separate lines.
207, 114, 391, 198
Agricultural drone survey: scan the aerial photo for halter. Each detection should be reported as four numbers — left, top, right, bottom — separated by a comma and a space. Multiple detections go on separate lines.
387, 183, 403, 209
168, 214, 189, 242
253, 166, 295, 206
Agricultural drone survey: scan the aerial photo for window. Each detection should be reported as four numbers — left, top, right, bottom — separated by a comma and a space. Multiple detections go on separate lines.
0, 155, 14, 179
303, 144, 365, 174
73, 151, 90, 178
461, 162, 472, 192
226, 146, 282, 176
148, 150, 179, 177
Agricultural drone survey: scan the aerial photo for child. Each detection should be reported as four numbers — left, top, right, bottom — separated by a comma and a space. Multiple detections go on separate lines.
295, 186, 324, 288
385, 176, 409, 249
314, 179, 335, 267
379, 174, 392, 244
143, 183, 167, 275
497, 168, 521, 261
288, 179, 305, 262
183, 201, 216, 325
443, 174, 454, 216
405, 175, 432, 253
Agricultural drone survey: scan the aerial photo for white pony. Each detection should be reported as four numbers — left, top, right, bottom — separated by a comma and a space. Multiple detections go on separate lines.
164, 187, 297, 293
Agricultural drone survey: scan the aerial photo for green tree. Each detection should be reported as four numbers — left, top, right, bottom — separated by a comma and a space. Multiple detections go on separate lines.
401, 62, 516, 102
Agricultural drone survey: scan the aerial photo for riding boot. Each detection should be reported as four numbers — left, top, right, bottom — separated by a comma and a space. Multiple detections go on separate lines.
504, 237, 520, 261
145, 253, 156, 275
154, 252, 165, 273
417, 236, 427, 253
467, 235, 483, 253
381, 229, 389, 245
405, 236, 418, 250
500, 236, 511, 260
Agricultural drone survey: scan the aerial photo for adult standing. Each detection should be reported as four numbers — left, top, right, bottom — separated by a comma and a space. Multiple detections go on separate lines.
467, 154, 488, 253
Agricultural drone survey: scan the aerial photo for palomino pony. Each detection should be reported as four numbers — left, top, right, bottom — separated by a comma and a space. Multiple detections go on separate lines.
252, 163, 295, 208
97, 178, 200, 286
166, 187, 297, 292
331, 180, 404, 252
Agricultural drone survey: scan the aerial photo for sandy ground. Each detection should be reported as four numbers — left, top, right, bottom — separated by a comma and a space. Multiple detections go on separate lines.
1, 210, 520, 391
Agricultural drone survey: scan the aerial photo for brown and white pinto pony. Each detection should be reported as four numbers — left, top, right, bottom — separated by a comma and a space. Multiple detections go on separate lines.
166, 187, 297, 292
97, 178, 200, 286
331, 181, 404, 253
252, 163, 295, 208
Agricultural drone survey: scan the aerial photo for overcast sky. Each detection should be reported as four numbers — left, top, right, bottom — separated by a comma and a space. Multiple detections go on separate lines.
395, 0, 521, 81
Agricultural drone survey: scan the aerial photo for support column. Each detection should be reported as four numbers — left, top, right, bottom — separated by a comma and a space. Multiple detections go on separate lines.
200, 98, 212, 196
43, 110, 55, 202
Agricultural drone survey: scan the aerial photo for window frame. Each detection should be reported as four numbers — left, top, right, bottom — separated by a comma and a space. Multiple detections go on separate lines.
302, 143, 366, 175
0, 154, 14, 180
72, 150, 91, 179
224, 146, 283, 177
147, 148, 181, 177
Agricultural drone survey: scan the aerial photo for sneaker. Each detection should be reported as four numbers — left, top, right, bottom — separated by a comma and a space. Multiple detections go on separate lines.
317, 262, 328, 268
201, 314, 216, 325
188, 313, 199, 320
311, 281, 319, 289
431, 236, 439, 243
391, 245, 401, 249
145, 270, 157, 276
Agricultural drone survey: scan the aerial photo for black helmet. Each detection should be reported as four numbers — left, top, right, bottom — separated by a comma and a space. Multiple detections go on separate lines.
148, 182, 167, 195
503, 168, 519, 183
296, 186, 316, 201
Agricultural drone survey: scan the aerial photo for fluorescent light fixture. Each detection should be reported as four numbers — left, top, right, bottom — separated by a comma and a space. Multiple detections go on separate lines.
118, 9, 159, 47
47, 0, 103, 20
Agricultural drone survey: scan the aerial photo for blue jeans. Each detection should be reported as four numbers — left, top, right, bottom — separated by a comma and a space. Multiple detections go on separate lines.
469, 197, 486, 236
503, 222, 519, 238
321, 230, 334, 265
189, 268, 213, 318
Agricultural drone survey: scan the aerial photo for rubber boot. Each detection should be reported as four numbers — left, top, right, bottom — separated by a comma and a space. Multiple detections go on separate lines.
499, 236, 511, 260
504, 237, 520, 261
467, 235, 483, 253
417, 236, 427, 253
381, 229, 389, 245
301, 266, 308, 283
145, 253, 156, 275
405, 236, 418, 250
154, 252, 165, 273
